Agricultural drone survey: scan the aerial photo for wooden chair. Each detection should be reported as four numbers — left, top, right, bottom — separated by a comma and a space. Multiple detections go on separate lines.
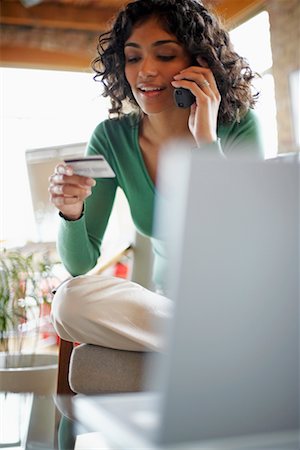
57, 338, 75, 395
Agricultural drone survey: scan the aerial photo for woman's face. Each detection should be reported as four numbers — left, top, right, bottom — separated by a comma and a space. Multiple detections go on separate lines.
124, 17, 192, 114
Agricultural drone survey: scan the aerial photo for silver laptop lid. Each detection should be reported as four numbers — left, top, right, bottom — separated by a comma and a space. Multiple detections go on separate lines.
152, 145, 299, 446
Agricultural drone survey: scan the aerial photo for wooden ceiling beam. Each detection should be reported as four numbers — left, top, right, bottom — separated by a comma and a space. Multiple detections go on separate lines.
2, 0, 266, 31
0, 0, 115, 31
0, 44, 93, 71
210, 0, 266, 28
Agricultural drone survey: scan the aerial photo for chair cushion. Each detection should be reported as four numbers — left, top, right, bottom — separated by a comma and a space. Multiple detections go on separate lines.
69, 344, 148, 394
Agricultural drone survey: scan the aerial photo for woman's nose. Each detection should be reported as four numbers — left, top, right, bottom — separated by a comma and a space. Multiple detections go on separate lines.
138, 57, 158, 79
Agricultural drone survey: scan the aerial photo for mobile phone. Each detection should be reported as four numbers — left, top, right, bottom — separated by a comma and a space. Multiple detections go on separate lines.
173, 88, 195, 108
64, 156, 115, 178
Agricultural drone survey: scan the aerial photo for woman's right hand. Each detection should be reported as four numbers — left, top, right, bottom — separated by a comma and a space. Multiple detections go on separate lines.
48, 163, 96, 220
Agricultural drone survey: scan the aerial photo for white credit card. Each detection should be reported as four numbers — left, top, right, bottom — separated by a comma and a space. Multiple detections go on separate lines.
64, 156, 115, 178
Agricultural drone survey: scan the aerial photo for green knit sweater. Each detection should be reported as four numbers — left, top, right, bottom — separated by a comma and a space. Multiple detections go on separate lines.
58, 110, 263, 289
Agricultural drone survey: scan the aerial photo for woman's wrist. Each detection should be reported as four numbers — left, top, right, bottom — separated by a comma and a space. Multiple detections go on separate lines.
59, 209, 84, 221
193, 137, 220, 149
192, 138, 225, 159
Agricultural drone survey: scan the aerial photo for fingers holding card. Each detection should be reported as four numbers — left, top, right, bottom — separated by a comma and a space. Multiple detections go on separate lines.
64, 156, 115, 178
48, 156, 115, 220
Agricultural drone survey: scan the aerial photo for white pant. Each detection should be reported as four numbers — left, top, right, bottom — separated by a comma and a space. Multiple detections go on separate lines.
51, 275, 173, 352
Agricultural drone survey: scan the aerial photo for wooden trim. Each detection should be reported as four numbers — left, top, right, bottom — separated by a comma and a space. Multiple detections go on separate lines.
0, 44, 93, 71
214, 0, 266, 28
1, 0, 267, 32
1, 0, 116, 31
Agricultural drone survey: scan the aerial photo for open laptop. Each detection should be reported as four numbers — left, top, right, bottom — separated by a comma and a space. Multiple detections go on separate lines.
73, 146, 299, 450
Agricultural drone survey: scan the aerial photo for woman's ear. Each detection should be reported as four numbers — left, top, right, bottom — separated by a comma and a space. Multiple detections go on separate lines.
196, 56, 209, 67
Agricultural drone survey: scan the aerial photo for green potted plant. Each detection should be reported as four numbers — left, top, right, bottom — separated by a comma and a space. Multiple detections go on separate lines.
0, 248, 60, 394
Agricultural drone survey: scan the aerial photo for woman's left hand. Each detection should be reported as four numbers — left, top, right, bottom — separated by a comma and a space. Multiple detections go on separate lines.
171, 64, 221, 147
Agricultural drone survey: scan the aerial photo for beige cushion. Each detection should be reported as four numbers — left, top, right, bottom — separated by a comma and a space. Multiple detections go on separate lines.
69, 344, 148, 394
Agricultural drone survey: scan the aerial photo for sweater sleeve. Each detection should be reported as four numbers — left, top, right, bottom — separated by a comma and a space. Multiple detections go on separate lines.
195, 110, 264, 160
57, 121, 118, 276
219, 109, 265, 159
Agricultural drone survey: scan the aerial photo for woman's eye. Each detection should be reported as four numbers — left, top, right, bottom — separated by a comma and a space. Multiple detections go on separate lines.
158, 55, 176, 61
125, 56, 141, 64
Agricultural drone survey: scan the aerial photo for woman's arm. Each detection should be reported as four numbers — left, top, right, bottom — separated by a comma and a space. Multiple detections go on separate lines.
57, 177, 117, 276
219, 109, 265, 159
54, 121, 119, 276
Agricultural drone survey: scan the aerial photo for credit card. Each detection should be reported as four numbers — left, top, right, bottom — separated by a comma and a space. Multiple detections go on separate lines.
64, 156, 115, 178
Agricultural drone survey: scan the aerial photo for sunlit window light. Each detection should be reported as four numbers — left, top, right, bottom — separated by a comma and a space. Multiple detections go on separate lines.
230, 11, 278, 159
1, 68, 110, 247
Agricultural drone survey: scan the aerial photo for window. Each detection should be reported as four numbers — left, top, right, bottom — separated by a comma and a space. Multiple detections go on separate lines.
230, 11, 278, 159
1, 68, 110, 247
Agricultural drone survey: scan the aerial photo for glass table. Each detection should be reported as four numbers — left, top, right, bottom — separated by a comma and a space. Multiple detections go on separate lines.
0, 393, 107, 450
1, 392, 198, 450
1, 392, 299, 450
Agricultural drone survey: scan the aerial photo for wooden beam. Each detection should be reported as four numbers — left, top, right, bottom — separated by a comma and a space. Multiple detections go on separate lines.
212, 0, 266, 28
0, 44, 94, 71
1, 0, 266, 32
0, 0, 117, 31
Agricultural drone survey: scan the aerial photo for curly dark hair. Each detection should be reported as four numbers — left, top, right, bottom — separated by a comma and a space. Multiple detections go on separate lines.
92, 0, 258, 123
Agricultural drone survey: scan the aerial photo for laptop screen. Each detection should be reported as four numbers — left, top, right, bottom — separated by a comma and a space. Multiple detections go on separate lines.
153, 146, 299, 446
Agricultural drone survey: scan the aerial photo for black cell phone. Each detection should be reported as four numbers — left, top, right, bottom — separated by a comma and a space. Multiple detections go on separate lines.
173, 88, 195, 108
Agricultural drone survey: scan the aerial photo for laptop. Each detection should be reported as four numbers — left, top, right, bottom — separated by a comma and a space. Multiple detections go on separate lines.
73, 146, 299, 450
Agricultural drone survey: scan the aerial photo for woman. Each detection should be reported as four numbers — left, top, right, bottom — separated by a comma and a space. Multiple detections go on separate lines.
50, 0, 263, 352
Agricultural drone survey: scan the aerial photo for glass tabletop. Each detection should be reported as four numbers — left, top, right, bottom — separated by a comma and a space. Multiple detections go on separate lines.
0, 392, 111, 450
2, 392, 299, 450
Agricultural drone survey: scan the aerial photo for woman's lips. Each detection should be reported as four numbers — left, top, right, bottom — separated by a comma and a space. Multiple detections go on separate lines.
138, 87, 165, 98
